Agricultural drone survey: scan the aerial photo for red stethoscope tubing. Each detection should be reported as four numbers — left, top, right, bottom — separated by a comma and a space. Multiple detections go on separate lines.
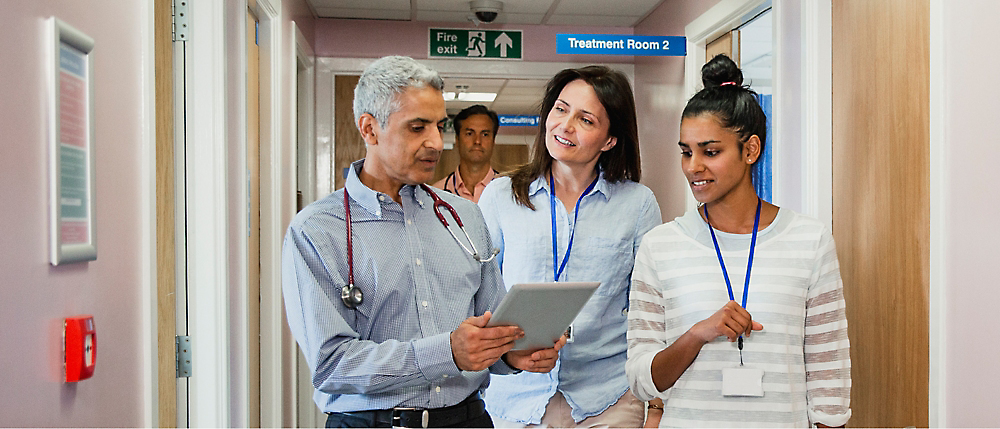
341, 184, 497, 308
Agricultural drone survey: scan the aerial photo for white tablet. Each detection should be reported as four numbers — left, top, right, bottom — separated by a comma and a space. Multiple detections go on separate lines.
486, 282, 600, 350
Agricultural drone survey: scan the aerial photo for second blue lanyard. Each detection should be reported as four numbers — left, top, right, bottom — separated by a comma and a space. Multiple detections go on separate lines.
550, 172, 599, 282
704, 197, 762, 310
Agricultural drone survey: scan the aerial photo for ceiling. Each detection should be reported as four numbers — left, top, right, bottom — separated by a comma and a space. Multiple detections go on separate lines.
306, 0, 667, 27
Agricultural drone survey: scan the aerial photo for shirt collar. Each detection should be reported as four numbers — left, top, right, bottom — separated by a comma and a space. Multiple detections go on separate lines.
345, 159, 383, 217
528, 169, 610, 200
452, 165, 496, 189
346, 159, 428, 217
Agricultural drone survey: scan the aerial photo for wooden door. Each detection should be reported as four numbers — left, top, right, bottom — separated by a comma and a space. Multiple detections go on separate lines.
432, 144, 529, 183
706, 30, 739, 65
334, 75, 365, 190
832, 0, 929, 426
154, 0, 176, 425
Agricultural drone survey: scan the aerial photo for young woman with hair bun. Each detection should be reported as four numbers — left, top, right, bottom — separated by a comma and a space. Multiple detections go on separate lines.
625, 54, 852, 427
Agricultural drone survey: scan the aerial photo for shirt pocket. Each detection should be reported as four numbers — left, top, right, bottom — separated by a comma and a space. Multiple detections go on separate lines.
501, 234, 552, 284
582, 235, 634, 297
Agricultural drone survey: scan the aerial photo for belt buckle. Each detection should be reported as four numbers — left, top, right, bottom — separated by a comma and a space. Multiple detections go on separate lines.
391, 407, 429, 428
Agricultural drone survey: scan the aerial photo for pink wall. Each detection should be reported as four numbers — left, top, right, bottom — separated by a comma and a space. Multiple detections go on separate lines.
940, 1, 1000, 426
633, 0, 720, 221
0, 2, 147, 426
314, 18, 633, 64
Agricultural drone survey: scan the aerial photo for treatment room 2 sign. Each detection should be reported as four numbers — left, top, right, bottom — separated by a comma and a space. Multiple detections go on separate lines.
556, 34, 686, 56
429, 28, 522, 60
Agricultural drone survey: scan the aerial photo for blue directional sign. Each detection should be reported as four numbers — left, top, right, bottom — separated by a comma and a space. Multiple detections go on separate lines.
498, 115, 539, 127
557, 34, 686, 56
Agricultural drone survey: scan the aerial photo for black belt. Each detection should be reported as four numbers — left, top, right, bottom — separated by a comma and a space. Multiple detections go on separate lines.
333, 393, 486, 428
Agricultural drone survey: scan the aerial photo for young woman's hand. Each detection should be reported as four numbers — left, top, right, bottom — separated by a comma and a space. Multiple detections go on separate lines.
690, 300, 763, 343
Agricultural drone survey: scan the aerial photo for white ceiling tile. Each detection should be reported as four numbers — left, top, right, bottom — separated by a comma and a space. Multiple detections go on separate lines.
415, 10, 479, 22
312, 0, 410, 11
418, 0, 554, 14
499, 13, 546, 25
414, 10, 543, 24
316, 7, 411, 20
553, 0, 659, 17
418, 0, 473, 12
545, 14, 638, 27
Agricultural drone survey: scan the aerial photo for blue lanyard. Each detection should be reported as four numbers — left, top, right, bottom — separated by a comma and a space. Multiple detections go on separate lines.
703, 198, 762, 310
550, 172, 599, 282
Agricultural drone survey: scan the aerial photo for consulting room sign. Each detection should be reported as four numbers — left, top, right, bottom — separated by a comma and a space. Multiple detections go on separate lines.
429, 28, 522, 59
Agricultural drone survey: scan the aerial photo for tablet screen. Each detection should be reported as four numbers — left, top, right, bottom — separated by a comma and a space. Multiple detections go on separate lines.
486, 282, 599, 350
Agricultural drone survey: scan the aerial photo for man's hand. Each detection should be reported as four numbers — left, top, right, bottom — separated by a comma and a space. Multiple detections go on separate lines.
451, 311, 524, 371
690, 300, 763, 343
502, 334, 567, 373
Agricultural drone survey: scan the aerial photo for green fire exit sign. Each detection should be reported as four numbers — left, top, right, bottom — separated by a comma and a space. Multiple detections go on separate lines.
429, 28, 522, 60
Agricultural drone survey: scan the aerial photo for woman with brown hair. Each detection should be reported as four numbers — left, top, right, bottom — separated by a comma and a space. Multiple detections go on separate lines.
479, 65, 662, 427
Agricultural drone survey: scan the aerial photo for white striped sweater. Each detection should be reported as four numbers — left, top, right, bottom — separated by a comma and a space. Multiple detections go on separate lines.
626, 208, 851, 427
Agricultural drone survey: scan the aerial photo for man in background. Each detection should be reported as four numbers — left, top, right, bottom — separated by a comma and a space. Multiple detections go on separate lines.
433, 104, 499, 203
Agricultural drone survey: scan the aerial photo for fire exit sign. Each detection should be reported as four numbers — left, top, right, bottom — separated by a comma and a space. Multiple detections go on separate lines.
429, 28, 522, 60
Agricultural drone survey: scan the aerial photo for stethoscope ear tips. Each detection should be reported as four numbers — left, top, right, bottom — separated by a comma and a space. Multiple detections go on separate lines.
473, 248, 501, 263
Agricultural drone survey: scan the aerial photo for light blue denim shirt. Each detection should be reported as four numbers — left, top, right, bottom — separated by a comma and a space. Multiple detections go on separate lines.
282, 159, 514, 413
478, 174, 661, 424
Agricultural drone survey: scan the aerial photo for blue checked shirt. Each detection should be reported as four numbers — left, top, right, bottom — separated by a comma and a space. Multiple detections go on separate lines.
478, 174, 661, 424
282, 159, 514, 413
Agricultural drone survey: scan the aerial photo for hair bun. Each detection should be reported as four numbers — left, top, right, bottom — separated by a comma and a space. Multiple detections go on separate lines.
701, 54, 743, 88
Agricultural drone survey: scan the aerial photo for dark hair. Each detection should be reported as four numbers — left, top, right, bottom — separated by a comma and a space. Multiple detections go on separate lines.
453, 104, 499, 135
508, 66, 641, 209
682, 54, 767, 152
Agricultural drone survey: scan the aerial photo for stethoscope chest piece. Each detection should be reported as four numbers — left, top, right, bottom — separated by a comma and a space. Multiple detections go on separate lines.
341, 283, 363, 308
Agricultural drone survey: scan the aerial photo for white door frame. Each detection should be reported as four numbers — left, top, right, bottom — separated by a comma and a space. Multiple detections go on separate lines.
183, 0, 234, 426
683, 0, 834, 230
291, 23, 322, 428
183, 0, 286, 425
139, 0, 158, 425
928, 0, 946, 425
256, 0, 290, 427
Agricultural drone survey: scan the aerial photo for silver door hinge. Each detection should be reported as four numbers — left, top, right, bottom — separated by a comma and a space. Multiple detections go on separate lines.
172, 0, 189, 41
176, 335, 192, 377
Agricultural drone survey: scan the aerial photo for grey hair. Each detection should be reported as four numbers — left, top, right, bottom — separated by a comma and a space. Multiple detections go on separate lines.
353, 56, 445, 129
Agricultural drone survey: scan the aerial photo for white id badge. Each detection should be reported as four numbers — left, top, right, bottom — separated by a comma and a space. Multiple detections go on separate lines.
565, 323, 575, 343
722, 367, 764, 397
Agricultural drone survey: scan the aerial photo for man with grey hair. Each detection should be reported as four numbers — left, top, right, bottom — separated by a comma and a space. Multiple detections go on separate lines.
282, 56, 564, 428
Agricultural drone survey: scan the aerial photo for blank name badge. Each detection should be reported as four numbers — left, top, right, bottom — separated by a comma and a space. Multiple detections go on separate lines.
722, 367, 764, 397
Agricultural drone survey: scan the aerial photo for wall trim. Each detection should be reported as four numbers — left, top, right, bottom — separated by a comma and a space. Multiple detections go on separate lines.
928, 0, 946, 425
185, 1, 231, 426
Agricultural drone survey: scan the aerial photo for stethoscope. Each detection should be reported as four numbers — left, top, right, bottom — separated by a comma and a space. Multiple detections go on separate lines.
442, 169, 498, 195
340, 184, 499, 309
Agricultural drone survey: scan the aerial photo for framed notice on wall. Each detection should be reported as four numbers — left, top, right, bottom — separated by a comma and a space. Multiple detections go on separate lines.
48, 17, 96, 265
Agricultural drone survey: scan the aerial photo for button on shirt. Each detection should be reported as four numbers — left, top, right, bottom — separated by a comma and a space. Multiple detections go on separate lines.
282, 159, 513, 413
477, 174, 661, 424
